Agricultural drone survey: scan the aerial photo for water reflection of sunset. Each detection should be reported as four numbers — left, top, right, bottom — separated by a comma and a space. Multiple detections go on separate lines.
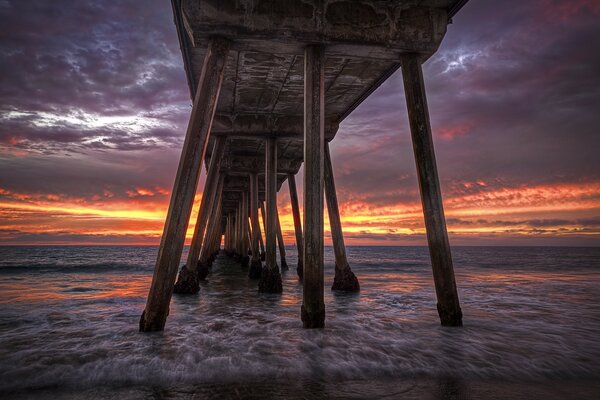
0, 274, 151, 304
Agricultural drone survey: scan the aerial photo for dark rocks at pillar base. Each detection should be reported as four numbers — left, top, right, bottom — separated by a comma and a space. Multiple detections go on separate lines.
258, 267, 283, 293
197, 261, 210, 281
437, 303, 463, 327
331, 264, 360, 292
248, 259, 262, 279
173, 265, 200, 294
280, 259, 289, 271
240, 255, 250, 269
297, 261, 303, 280
301, 304, 325, 329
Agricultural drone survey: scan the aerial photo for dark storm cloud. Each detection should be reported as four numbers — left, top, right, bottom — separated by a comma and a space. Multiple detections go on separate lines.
0, 0, 190, 153
331, 0, 600, 204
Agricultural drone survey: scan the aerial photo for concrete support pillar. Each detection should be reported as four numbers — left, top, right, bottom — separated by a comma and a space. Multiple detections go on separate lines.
240, 191, 250, 268
276, 207, 288, 271
235, 201, 242, 257
258, 222, 266, 261
224, 214, 229, 253
140, 38, 230, 332
324, 142, 360, 292
200, 174, 224, 266
259, 138, 283, 293
249, 173, 262, 278
208, 191, 224, 258
400, 53, 462, 327
173, 137, 226, 293
301, 45, 325, 328
226, 213, 233, 254
288, 173, 304, 279
259, 201, 267, 260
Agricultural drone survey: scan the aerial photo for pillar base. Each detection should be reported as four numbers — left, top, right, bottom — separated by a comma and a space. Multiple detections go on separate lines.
297, 261, 303, 280
301, 304, 325, 329
173, 266, 200, 294
258, 267, 283, 293
280, 259, 289, 271
249, 259, 262, 279
332, 264, 360, 292
197, 261, 210, 281
139, 309, 166, 332
240, 255, 250, 269
437, 303, 463, 327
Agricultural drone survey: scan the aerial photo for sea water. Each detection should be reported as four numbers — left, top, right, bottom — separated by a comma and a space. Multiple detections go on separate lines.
0, 246, 599, 399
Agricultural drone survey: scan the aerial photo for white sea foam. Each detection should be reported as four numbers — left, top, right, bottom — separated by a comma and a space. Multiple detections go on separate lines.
0, 246, 599, 394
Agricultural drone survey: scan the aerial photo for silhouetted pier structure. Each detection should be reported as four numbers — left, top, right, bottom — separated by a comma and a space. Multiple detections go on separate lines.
140, 0, 467, 332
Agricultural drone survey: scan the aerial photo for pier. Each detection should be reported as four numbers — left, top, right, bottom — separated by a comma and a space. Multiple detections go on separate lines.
140, 0, 467, 331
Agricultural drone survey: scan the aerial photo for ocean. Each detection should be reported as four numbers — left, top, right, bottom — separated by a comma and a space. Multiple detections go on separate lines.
0, 245, 599, 399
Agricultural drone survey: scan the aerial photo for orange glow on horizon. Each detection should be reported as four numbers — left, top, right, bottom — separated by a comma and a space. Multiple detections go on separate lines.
1, 180, 599, 245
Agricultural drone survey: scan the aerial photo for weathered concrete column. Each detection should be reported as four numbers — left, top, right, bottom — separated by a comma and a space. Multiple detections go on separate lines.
234, 201, 242, 257
208, 190, 224, 259
140, 38, 230, 332
224, 214, 229, 253
275, 206, 288, 271
174, 138, 226, 293
301, 44, 325, 328
259, 200, 267, 260
199, 174, 225, 267
249, 173, 262, 278
226, 213, 232, 253
288, 173, 304, 279
226, 213, 232, 254
400, 53, 462, 327
324, 142, 360, 292
259, 138, 283, 293
240, 191, 250, 268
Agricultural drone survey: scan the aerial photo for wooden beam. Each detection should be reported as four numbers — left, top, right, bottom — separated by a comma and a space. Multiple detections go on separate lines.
301, 45, 325, 329
400, 53, 462, 327
140, 37, 230, 332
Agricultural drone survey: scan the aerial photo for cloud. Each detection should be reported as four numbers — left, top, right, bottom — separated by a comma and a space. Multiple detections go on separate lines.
0, 0, 599, 245
0, 0, 190, 155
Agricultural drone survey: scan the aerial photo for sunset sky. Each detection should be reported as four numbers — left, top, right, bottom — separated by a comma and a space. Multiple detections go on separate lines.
1, 0, 599, 246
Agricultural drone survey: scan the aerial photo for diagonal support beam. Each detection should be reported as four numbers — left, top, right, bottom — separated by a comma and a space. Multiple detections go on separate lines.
400, 53, 462, 327
276, 206, 288, 271
140, 37, 230, 332
199, 174, 225, 266
174, 137, 226, 293
288, 173, 304, 279
324, 142, 359, 292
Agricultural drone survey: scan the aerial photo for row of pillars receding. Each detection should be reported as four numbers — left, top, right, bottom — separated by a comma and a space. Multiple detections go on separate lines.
139, 38, 463, 332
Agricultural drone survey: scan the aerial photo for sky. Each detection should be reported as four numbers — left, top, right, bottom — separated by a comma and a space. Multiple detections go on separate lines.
0, 0, 599, 246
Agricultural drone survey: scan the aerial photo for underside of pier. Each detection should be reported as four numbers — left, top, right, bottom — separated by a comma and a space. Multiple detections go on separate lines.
140, 0, 468, 332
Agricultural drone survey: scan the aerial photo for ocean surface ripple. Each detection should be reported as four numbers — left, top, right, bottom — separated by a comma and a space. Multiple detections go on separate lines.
0, 246, 599, 397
